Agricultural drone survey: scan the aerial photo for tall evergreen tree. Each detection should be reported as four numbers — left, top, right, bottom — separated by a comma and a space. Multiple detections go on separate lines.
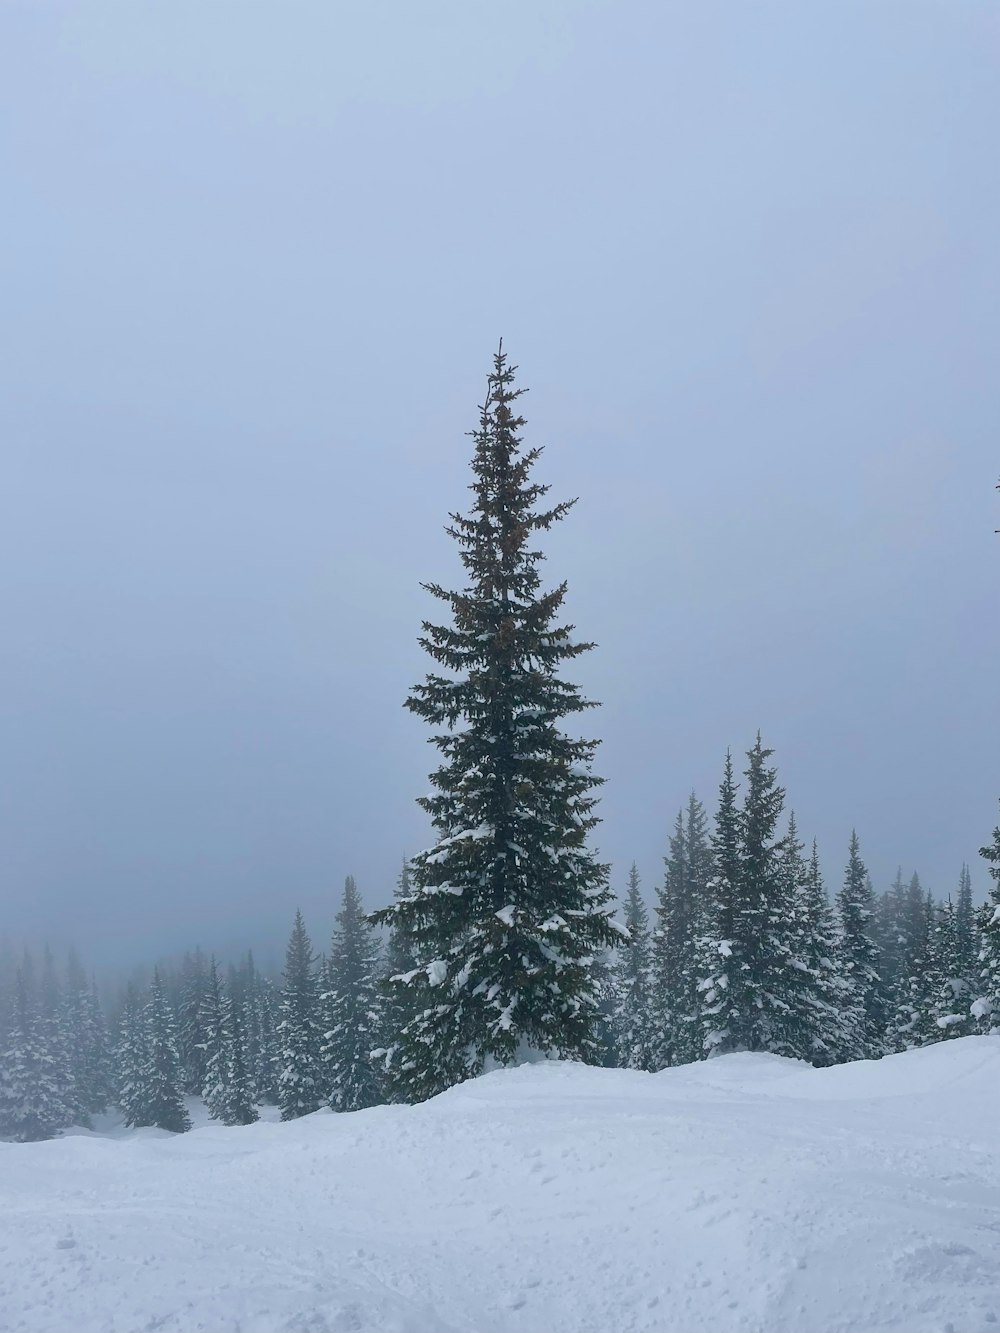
610, 864, 655, 1070
972, 803, 1000, 1035
836, 832, 883, 1059
372, 347, 621, 1102
925, 899, 974, 1040
901, 873, 930, 986
63, 954, 113, 1120
377, 859, 420, 1079
890, 887, 932, 1050
892, 905, 934, 1050
200, 957, 231, 1122
874, 869, 907, 1018
277, 910, 323, 1120
0, 961, 73, 1141
955, 864, 977, 986
651, 810, 687, 1068
738, 738, 798, 1055
177, 950, 211, 1096
797, 839, 854, 1064
319, 876, 383, 1112
203, 960, 259, 1128
223, 998, 258, 1124
139, 970, 191, 1133
39, 947, 74, 1121
383, 861, 418, 982
234, 952, 263, 1105
84, 978, 115, 1115
253, 976, 282, 1105
775, 818, 854, 1064
773, 813, 814, 1061
697, 752, 741, 1056
115, 984, 148, 1128
587, 946, 620, 1069
653, 795, 711, 1067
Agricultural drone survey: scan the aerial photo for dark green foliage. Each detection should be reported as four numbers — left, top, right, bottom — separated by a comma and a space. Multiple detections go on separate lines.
611, 864, 655, 1070
892, 907, 933, 1050
735, 736, 797, 1054
138, 970, 191, 1133
383, 861, 418, 982
653, 795, 711, 1066
201, 957, 257, 1125
116, 972, 189, 1133
797, 839, 854, 1064
177, 950, 212, 1096
0, 962, 73, 1142
235, 953, 278, 1106
973, 803, 1000, 1034
588, 947, 620, 1068
319, 876, 383, 1112
372, 348, 621, 1102
377, 860, 421, 1083
251, 976, 282, 1105
38, 948, 74, 1121
777, 822, 854, 1065
200, 958, 226, 1119
874, 869, 908, 1017
697, 752, 742, 1055
925, 899, 974, 1040
220, 994, 259, 1125
115, 984, 147, 1127
903, 875, 932, 980
955, 864, 977, 985
62, 954, 114, 1120
277, 911, 323, 1120
836, 833, 883, 1058
226, 1002, 258, 1125
687, 744, 860, 1065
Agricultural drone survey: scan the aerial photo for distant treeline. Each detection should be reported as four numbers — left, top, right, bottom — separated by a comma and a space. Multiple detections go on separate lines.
2, 736, 999, 1142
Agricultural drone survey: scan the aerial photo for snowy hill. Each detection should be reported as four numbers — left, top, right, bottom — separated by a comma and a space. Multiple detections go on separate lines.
2, 1039, 998, 1333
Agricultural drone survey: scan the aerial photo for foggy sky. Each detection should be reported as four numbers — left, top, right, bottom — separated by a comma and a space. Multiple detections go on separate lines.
2, 2, 998, 971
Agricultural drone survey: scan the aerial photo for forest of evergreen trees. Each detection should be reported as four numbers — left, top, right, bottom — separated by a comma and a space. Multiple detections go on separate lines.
3, 350, 998, 1141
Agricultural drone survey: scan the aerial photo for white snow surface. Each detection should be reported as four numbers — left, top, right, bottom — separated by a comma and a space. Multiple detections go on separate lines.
2, 1038, 999, 1333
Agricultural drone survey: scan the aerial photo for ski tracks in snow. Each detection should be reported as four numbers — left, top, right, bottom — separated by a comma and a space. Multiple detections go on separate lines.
1, 1039, 999, 1333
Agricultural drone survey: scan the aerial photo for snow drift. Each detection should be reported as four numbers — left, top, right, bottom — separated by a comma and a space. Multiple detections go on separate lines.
1, 1037, 998, 1333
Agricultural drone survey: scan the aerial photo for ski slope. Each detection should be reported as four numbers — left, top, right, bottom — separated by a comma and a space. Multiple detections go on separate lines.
1, 1038, 998, 1333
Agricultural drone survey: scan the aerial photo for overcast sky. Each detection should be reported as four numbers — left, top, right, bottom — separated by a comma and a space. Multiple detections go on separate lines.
1, 2, 998, 971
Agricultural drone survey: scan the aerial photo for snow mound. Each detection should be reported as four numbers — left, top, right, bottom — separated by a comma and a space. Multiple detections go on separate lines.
1, 1037, 998, 1333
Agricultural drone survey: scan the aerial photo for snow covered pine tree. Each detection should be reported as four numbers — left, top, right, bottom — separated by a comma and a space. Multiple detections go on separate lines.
136, 970, 191, 1133
277, 911, 323, 1120
795, 837, 854, 1064
653, 795, 712, 1067
201, 957, 258, 1126
610, 864, 655, 1070
372, 346, 623, 1102
62, 954, 114, 1121
955, 863, 977, 991
377, 860, 420, 1082
115, 984, 148, 1129
836, 832, 884, 1059
973, 801, 1000, 1034
200, 957, 229, 1122
699, 737, 797, 1057
697, 752, 742, 1056
319, 876, 383, 1112
0, 962, 73, 1141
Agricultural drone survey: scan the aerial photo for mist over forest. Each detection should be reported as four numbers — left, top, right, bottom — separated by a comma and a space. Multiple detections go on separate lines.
2, 7, 998, 1333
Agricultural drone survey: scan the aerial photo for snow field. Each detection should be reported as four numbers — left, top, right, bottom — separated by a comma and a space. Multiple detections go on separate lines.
1, 1037, 998, 1333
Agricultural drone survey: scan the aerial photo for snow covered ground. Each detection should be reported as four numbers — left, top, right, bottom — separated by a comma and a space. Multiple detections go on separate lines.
1, 1038, 998, 1333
